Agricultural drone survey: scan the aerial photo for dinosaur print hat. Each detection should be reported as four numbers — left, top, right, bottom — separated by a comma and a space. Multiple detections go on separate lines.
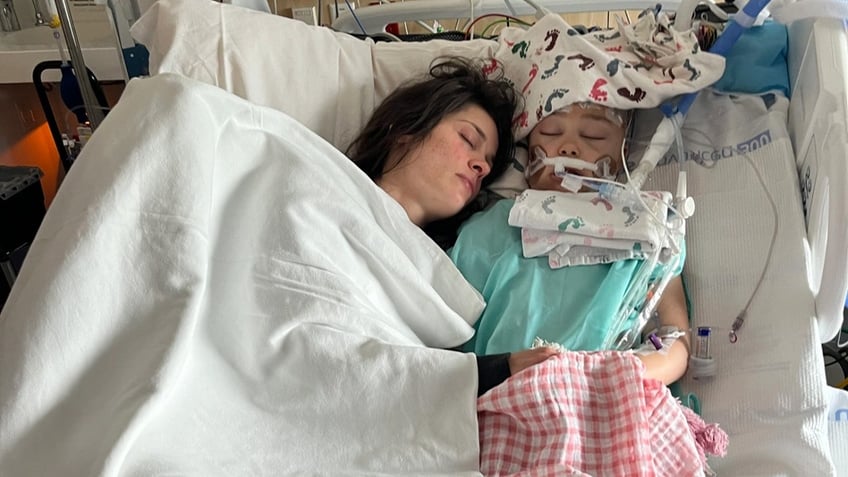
492, 9, 726, 140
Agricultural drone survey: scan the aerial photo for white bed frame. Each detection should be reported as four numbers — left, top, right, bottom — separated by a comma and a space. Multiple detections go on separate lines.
333, 0, 680, 34
787, 16, 848, 343
333, 0, 848, 345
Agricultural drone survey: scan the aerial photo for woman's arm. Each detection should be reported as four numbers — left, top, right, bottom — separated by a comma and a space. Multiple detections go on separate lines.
475, 347, 561, 396
635, 276, 690, 385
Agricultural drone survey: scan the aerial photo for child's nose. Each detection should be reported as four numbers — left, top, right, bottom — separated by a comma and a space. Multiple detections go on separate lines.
558, 140, 579, 157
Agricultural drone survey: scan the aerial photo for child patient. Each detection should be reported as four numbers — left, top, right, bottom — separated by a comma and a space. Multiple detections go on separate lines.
450, 100, 690, 385
448, 5, 726, 386
460, 11, 729, 476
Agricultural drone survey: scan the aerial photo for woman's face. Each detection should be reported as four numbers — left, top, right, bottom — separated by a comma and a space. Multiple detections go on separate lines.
378, 104, 498, 226
526, 105, 626, 192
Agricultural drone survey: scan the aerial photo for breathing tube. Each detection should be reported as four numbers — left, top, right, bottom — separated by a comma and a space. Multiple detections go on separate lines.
526, 147, 618, 192
597, 113, 686, 351
601, 181, 684, 351
608, 0, 773, 212
599, 1, 774, 350
527, 146, 685, 351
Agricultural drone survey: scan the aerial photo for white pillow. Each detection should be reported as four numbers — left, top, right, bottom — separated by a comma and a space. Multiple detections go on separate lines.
370, 38, 496, 104
131, 0, 495, 152
131, 0, 375, 150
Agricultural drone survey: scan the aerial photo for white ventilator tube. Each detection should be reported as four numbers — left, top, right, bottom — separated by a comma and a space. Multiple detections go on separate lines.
609, 112, 694, 221
627, 113, 679, 192
625, 0, 774, 204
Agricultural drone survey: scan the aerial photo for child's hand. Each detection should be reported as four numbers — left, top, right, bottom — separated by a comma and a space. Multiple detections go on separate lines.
508, 346, 561, 374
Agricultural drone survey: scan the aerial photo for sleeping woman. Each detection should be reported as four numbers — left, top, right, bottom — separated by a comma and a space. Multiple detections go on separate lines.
0, 55, 556, 476
346, 56, 561, 391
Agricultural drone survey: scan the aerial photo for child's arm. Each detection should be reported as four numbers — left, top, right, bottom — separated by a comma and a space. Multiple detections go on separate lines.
635, 276, 690, 385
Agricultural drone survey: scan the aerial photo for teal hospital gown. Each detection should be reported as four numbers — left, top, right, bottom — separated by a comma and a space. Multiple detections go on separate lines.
450, 199, 684, 355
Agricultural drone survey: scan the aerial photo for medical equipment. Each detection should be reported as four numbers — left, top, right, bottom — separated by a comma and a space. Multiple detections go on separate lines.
689, 326, 718, 379
633, 324, 687, 354
32, 60, 110, 172
525, 147, 616, 190
695, 326, 713, 359
521, 140, 685, 353
619, 0, 775, 225
51, 0, 105, 129
0, 0, 21, 32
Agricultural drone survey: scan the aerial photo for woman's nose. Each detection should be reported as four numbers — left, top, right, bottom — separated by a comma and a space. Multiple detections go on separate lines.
470, 157, 491, 177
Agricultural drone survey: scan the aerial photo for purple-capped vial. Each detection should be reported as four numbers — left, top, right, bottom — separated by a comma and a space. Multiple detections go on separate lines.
648, 333, 663, 350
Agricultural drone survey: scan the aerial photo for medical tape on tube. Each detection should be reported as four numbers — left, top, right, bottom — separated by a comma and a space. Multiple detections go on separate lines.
526, 147, 615, 181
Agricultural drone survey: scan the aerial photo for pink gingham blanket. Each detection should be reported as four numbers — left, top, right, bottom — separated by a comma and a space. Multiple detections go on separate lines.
478, 351, 714, 476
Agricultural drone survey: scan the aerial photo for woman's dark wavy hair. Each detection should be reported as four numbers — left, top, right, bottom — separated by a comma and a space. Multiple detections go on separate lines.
346, 56, 520, 248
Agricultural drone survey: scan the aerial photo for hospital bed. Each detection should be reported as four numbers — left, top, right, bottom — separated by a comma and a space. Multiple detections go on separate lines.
337, 5, 848, 475
1, 0, 847, 475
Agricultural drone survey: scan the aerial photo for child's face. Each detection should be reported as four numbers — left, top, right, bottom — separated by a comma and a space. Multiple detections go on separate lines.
526, 105, 627, 192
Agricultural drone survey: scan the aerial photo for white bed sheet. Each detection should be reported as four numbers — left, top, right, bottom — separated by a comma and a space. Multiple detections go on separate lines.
0, 73, 487, 476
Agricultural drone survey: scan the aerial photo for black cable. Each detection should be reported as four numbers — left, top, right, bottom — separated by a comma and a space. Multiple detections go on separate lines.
345, 30, 467, 43
823, 344, 848, 380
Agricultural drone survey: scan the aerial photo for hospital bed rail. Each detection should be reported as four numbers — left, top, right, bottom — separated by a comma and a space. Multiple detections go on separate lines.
332, 0, 683, 35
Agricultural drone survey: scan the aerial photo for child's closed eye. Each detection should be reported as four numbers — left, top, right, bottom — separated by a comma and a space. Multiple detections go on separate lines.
538, 129, 562, 137
580, 128, 611, 141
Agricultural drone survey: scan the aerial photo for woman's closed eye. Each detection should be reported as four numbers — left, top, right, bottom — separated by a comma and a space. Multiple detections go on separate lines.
460, 127, 481, 149
461, 133, 475, 147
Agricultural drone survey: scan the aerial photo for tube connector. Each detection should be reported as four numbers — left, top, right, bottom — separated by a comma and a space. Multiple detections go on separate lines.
628, 114, 679, 191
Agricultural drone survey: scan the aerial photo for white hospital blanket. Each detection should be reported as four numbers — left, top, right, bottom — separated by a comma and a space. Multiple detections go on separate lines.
0, 74, 486, 476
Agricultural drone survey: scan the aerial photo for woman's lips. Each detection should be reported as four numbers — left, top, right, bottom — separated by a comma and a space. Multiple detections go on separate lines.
458, 174, 476, 197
